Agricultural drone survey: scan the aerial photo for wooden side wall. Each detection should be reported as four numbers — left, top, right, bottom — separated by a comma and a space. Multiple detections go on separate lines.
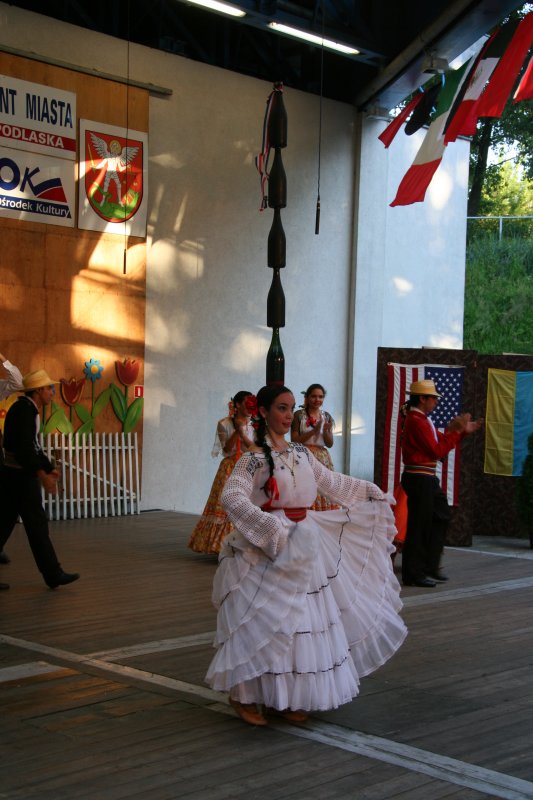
0, 52, 147, 438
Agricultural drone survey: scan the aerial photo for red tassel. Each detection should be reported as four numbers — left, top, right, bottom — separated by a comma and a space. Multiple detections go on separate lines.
265, 476, 280, 501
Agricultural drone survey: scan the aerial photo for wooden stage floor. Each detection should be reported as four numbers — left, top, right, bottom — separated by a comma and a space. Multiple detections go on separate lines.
1, 511, 532, 800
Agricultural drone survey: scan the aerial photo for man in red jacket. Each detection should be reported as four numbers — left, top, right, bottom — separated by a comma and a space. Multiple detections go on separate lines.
400, 379, 482, 588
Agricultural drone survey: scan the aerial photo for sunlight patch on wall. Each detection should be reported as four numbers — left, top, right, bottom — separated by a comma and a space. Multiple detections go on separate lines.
226, 329, 269, 372
147, 310, 191, 352
428, 166, 453, 211
178, 238, 205, 279
350, 412, 366, 436
391, 276, 414, 296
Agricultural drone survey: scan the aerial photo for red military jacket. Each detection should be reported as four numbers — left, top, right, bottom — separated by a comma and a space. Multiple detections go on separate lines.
401, 407, 463, 469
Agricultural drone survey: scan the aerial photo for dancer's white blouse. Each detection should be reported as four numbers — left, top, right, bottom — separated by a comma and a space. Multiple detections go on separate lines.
221, 442, 385, 560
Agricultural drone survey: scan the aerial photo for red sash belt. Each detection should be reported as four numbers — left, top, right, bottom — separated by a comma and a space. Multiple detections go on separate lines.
261, 505, 309, 522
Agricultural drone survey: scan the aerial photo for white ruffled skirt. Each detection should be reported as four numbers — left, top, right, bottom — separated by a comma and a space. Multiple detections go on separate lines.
205, 500, 407, 712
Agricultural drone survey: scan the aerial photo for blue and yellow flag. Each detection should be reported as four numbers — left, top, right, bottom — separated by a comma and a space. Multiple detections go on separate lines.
484, 368, 533, 476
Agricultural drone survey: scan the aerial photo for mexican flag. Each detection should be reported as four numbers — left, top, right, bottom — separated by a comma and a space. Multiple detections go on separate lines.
390, 61, 471, 208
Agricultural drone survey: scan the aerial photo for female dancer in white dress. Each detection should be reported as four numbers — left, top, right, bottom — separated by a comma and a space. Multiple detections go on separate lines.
205, 385, 407, 726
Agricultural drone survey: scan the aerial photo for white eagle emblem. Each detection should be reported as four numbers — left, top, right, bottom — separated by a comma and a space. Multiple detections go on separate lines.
89, 133, 139, 207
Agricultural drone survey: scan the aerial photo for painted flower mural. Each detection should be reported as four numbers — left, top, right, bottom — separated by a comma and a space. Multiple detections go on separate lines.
115, 358, 140, 386
60, 377, 85, 406
84, 358, 104, 382
111, 357, 143, 433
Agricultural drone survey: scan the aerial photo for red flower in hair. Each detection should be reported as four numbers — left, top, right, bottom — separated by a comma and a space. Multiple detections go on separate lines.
244, 394, 258, 417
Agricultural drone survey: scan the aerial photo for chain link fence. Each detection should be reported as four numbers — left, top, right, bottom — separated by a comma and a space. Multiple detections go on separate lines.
467, 215, 533, 242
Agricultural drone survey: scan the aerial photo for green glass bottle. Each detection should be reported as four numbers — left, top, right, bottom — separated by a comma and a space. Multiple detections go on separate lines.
266, 327, 285, 387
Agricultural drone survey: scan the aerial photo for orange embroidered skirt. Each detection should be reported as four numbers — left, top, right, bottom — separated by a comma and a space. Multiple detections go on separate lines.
188, 455, 238, 555
307, 445, 339, 512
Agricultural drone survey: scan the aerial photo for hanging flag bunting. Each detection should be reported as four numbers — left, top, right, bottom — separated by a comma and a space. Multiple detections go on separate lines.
404, 80, 443, 135
475, 11, 533, 119
443, 27, 506, 143
390, 60, 472, 207
514, 54, 533, 102
378, 92, 425, 148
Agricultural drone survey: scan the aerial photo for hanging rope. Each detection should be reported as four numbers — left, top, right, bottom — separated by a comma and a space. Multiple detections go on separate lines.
123, 0, 131, 275
315, 4, 325, 235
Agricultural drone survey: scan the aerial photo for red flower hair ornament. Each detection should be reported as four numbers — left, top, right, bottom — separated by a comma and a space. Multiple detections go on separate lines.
243, 394, 258, 417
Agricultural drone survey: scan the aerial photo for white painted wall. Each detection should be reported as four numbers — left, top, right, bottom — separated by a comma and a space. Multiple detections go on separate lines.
349, 116, 470, 479
0, 4, 470, 509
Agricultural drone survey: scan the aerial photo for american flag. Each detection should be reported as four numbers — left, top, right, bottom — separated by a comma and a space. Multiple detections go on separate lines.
382, 363, 465, 505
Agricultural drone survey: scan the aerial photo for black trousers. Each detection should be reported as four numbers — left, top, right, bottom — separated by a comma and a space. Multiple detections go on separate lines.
400, 472, 451, 581
0, 468, 61, 582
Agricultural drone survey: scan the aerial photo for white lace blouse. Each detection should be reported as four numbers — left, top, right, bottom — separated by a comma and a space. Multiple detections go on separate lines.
211, 416, 256, 458
293, 409, 333, 447
221, 443, 385, 560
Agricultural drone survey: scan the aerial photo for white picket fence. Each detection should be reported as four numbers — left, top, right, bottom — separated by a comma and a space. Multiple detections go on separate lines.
40, 432, 140, 520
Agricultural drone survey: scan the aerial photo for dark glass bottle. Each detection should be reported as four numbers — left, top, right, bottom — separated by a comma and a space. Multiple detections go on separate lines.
268, 148, 287, 209
267, 268, 285, 328
267, 208, 286, 268
267, 83, 288, 148
266, 327, 285, 387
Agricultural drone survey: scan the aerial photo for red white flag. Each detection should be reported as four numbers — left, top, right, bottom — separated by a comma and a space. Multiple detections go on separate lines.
475, 11, 533, 119
378, 92, 425, 148
390, 61, 472, 207
514, 55, 533, 102
443, 28, 504, 143
382, 363, 465, 505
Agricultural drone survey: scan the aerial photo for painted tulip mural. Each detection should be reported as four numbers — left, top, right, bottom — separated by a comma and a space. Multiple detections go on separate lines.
111, 358, 144, 433
60, 378, 85, 423
37, 356, 144, 436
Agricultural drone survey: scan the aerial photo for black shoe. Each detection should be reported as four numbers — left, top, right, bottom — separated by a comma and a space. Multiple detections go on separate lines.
0, 582, 10, 590
427, 572, 449, 582
403, 577, 437, 588
0, 551, 10, 564
45, 571, 80, 589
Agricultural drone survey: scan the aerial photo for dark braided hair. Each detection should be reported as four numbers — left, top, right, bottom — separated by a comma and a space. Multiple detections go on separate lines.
256, 384, 292, 498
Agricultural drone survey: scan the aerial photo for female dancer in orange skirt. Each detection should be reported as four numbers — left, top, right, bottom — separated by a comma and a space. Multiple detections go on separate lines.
188, 391, 255, 554
291, 383, 338, 511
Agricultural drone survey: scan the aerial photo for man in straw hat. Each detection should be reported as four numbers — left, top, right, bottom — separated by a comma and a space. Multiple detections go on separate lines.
400, 378, 482, 588
0, 368, 79, 590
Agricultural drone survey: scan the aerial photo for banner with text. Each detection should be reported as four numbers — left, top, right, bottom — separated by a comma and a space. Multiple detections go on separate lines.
0, 75, 76, 160
0, 146, 75, 227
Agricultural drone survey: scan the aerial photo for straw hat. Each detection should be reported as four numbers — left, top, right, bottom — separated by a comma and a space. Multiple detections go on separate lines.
22, 369, 59, 391
407, 379, 441, 397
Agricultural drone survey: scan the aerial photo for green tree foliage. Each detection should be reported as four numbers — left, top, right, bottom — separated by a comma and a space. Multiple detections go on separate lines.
480, 161, 533, 218
464, 238, 533, 354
